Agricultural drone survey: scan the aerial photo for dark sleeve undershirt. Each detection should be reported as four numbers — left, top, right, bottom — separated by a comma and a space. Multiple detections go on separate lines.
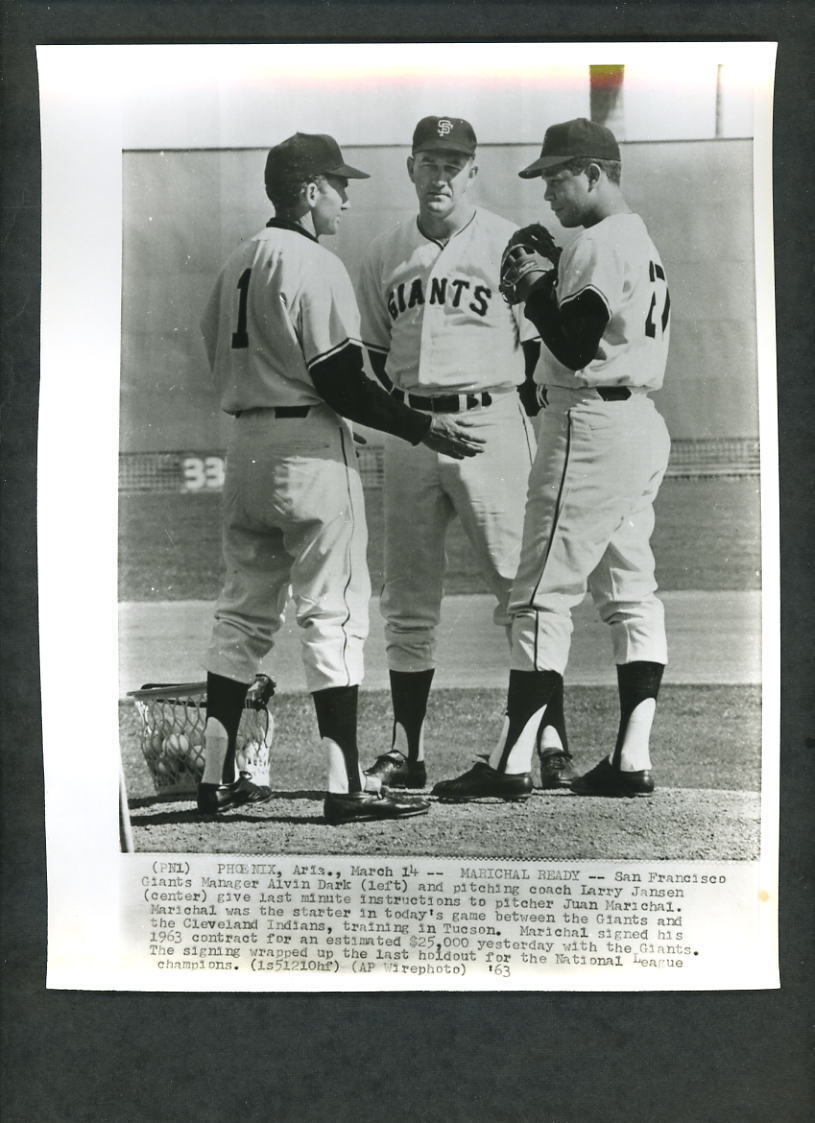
521, 339, 541, 381
367, 349, 391, 389
523, 274, 610, 371
310, 342, 431, 445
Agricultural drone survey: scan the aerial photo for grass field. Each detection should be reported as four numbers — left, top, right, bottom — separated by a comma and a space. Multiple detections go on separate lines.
119, 475, 763, 860
119, 477, 761, 601
120, 683, 762, 860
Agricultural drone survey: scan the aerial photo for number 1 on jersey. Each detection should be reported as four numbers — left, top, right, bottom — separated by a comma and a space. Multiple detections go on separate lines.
231, 268, 251, 349
645, 260, 670, 339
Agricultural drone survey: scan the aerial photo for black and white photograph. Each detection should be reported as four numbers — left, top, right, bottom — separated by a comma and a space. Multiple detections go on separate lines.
36, 42, 779, 992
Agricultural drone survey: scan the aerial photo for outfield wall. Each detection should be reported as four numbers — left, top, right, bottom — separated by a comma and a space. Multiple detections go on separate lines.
121, 138, 758, 454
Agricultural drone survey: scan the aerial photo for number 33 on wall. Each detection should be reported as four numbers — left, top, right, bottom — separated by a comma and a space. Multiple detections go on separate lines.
181, 456, 225, 491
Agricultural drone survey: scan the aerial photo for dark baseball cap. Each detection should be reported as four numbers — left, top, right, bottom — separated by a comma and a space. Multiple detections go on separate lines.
264, 132, 370, 184
412, 116, 477, 156
519, 118, 621, 178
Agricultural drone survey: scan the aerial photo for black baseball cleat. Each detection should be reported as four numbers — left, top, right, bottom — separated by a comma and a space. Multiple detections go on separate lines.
538, 748, 578, 790
432, 761, 533, 803
571, 758, 655, 797
324, 790, 430, 825
365, 750, 427, 789
197, 772, 273, 814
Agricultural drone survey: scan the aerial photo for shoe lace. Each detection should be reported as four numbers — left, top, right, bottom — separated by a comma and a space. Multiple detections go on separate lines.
541, 751, 568, 770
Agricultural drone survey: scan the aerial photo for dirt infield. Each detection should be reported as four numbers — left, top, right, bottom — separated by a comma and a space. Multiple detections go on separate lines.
118, 476, 764, 861
121, 685, 762, 861
127, 788, 759, 862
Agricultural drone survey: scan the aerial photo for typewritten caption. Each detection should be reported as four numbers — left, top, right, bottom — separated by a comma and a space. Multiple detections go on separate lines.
121, 856, 767, 988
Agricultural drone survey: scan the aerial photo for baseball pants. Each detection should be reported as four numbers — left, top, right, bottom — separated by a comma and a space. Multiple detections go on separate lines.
381, 389, 536, 672
206, 405, 370, 692
510, 386, 671, 674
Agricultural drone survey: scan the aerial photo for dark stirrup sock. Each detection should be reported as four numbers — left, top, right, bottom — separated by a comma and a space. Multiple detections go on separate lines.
611, 661, 664, 769
540, 673, 569, 753
206, 672, 251, 784
390, 668, 435, 762
312, 684, 362, 792
496, 669, 563, 772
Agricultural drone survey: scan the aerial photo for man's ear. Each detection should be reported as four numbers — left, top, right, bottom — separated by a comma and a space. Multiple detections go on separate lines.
585, 162, 602, 189
303, 179, 319, 206
406, 155, 416, 182
468, 160, 479, 184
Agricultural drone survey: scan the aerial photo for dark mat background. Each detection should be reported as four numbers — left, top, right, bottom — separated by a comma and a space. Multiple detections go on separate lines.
2, 4, 812, 1122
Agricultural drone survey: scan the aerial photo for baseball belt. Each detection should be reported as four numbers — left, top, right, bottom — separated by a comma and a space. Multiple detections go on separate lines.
235, 405, 311, 418
596, 388, 632, 401
538, 386, 637, 408
391, 389, 493, 413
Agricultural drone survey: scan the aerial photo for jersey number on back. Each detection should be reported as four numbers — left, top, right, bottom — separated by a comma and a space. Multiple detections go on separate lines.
231, 268, 251, 349
644, 261, 671, 339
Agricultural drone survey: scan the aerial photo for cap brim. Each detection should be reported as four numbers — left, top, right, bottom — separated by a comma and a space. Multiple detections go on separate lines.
325, 162, 370, 179
412, 141, 476, 156
518, 155, 573, 179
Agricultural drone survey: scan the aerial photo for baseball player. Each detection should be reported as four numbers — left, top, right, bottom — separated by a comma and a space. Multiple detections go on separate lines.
196, 132, 484, 825
433, 118, 672, 801
357, 115, 574, 795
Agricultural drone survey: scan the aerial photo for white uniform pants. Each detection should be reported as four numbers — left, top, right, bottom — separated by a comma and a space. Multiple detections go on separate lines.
206, 406, 370, 693
510, 387, 670, 675
381, 390, 536, 672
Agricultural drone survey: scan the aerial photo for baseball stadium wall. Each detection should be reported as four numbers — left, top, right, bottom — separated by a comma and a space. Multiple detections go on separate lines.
120, 139, 759, 485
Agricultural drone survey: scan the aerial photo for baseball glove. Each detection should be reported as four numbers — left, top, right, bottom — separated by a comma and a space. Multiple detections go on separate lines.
508, 223, 562, 268
499, 242, 552, 306
499, 223, 561, 306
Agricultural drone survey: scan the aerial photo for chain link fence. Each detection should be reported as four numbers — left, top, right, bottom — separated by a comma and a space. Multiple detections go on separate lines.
119, 438, 759, 495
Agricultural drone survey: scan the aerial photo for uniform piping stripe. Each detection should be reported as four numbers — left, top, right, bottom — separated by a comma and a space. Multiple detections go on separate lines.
416, 208, 476, 247
518, 396, 535, 466
307, 337, 362, 370
337, 426, 357, 686
527, 414, 572, 669
361, 340, 389, 356
559, 284, 611, 319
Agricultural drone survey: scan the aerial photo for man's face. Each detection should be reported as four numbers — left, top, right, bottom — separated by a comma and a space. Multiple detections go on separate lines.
542, 165, 591, 228
311, 174, 349, 237
407, 149, 477, 221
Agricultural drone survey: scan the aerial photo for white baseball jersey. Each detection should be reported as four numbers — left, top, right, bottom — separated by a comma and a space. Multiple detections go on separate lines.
201, 221, 363, 414
510, 210, 672, 676
201, 219, 371, 694
359, 206, 537, 394
538, 213, 671, 391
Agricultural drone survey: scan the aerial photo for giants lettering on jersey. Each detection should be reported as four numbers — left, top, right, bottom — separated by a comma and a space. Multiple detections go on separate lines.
386, 275, 492, 320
